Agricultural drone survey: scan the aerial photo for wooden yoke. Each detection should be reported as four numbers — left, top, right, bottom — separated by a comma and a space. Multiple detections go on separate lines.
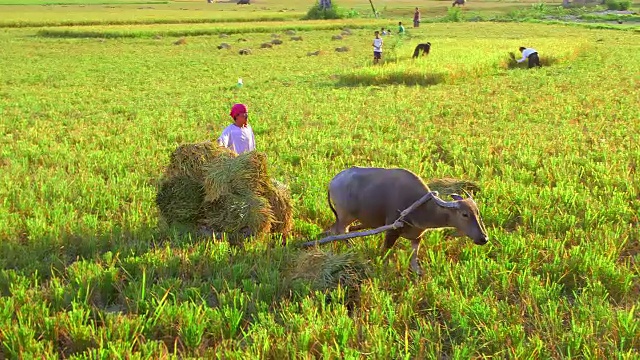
299, 191, 438, 248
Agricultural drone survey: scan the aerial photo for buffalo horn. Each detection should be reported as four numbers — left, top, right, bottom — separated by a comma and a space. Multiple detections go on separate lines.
433, 195, 460, 208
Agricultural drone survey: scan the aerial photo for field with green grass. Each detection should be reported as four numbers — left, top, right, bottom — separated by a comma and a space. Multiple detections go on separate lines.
1, 0, 639, 358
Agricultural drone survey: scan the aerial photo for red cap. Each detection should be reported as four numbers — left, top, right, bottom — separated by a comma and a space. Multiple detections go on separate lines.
230, 103, 248, 119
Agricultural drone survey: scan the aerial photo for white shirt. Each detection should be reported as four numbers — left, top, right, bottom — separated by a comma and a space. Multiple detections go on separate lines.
517, 48, 537, 63
373, 38, 383, 52
217, 123, 256, 154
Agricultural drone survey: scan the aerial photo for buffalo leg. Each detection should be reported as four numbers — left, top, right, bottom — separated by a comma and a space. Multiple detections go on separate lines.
410, 238, 424, 275
381, 229, 400, 257
327, 214, 356, 235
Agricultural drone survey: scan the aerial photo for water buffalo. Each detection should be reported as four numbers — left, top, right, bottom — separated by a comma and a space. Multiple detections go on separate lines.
326, 166, 489, 274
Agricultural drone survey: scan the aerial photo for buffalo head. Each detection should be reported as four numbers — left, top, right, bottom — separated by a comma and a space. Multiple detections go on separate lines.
433, 193, 489, 245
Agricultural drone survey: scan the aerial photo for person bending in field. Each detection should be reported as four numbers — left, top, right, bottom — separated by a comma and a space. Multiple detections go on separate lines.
372, 31, 383, 64
398, 22, 405, 34
412, 42, 431, 58
217, 103, 256, 155
514, 46, 541, 68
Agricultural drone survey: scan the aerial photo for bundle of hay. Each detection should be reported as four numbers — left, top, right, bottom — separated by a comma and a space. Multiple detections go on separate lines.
156, 141, 294, 240
161, 142, 232, 182
287, 248, 370, 308
265, 179, 294, 235
156, 142, 232, 225
155, 174, 206, 225
426, 177, 481, 196
201, 151, 274, 236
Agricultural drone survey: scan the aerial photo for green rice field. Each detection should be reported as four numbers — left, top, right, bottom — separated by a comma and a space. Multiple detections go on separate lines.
0, 0, 639, 358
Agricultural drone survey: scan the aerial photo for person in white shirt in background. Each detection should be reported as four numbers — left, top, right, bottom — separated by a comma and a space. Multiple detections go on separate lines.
516, 47, 541, 68
217, 103, 256, 155
372, 31, 383, 64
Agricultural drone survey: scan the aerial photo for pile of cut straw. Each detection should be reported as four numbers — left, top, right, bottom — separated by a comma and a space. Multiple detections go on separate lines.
156, 141, 293, 240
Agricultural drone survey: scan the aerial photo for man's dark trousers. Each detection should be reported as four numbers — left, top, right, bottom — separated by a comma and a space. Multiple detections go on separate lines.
528, 52, 541, 68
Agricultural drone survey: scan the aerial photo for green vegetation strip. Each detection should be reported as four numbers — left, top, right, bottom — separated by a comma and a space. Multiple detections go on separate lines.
34, 18, 640, 39
579, 13, 640, 22
529, 18, 640, 32
0, 14, 303, 29
35, 20, 391, 38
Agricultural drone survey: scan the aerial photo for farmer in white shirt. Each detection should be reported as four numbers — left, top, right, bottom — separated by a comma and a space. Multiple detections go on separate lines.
372, 31, 383, 64
516, 47, 541, 68
217, 103, 256, 155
